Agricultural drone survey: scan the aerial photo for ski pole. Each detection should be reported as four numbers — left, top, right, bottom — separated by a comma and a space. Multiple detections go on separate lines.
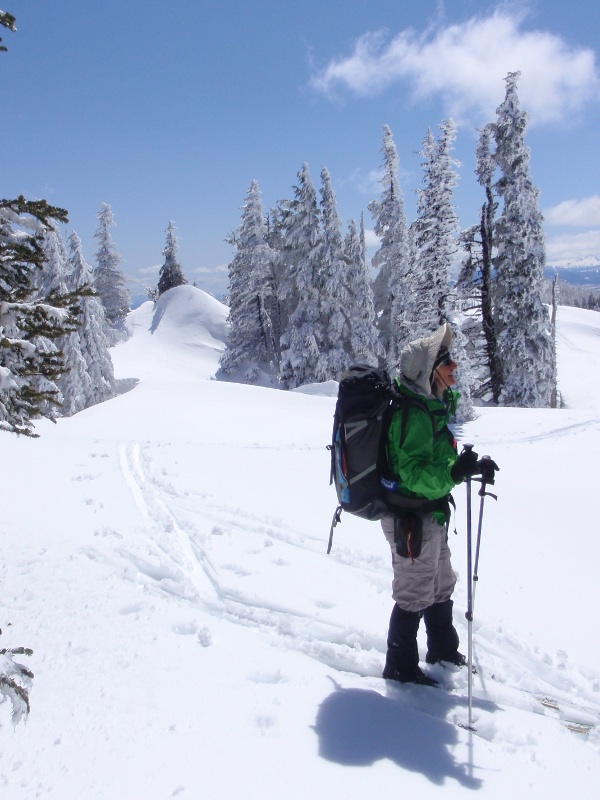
465, 454, 499, 731
461, 444, 476, 731
472, 457, 499, 614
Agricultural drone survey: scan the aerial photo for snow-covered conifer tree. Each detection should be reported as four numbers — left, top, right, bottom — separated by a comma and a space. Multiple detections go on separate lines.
263, 204, 288, 349
220, 180, 279, 383
492, 73, 555, 407
36, 221, 68, 298
317, 167, 354, 379
57, 233, 116, 416
411, 120, 474, 417
157, 221, 187, 296
0, 197, 84, 436
93, 203, 130, 330
412, 120, 460, 336
449, 318, 475, 423
278, 164, 326, 389
457, 124, 503, 402
368, 126, 411, 365
344, 214, 384, 366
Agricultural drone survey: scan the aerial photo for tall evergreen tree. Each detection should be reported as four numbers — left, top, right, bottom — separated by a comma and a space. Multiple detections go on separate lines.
37, 221, 68, 298
344, 214, 384, 366
58, 233, 116, 416
368, 126, 411, 365
457, 124, 502, 402
474, 123, 503, 401
220, 180, 278, 382
278, 164, 326, 389
0, 197, 85, 436
157, 221, 187, 296
493, 72, 555, 407
411, 120, 474, 418
317, 166, 354, 380
263, 204, 288, 352
412, 120, 460, 337
93, 203, 130, 329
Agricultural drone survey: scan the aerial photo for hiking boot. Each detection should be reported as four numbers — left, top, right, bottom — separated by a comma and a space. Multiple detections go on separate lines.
425, 650, 467, 667
382, 663, 439, 687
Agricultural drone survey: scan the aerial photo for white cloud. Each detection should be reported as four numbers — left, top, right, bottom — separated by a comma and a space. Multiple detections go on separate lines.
544, 196, 600, 227
193, 263, 228, 275
138, 264, 161, 276
343, 167, 383, 197
546, 230, 600, 265
311, 10, 599, 126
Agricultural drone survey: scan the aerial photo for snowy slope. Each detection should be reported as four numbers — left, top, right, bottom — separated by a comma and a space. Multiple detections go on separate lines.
1, 286, 599, 799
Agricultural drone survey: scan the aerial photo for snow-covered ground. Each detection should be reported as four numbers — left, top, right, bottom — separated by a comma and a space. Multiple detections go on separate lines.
1, 285, 599, 798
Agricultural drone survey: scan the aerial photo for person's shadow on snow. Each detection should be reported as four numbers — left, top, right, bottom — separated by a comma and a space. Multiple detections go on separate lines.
314, 682, 483, 789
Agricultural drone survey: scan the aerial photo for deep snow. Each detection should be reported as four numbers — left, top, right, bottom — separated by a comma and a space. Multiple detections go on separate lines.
1, 285, 599, 798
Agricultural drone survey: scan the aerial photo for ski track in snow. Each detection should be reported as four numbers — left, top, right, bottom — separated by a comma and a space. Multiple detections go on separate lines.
111, 439, 600, 748
114, 440, 387, 672
475, 415, 600, 447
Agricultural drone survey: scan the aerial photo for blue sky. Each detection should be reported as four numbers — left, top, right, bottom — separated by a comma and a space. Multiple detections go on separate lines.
3, 0, 600, 300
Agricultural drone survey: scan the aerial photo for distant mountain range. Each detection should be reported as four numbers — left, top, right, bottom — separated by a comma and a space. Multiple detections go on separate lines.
544, 265, 600, 286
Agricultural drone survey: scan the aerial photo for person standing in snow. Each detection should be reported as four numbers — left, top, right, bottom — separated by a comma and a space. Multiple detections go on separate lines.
380, 322, 482, 686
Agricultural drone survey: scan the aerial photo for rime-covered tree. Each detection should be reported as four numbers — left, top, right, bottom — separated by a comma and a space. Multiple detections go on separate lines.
412, 120, 460, 336
36, 221, 68, 298
344, 214, 384, 366
220, 180, 278, 382
263, 203, 288, 350
449, 318, 475, 423
458, 124, 503, 403
157, 221, 187, 296
493, 73, 555, 407
368, 126, 411, 364
93, 203, 130, 328
411, 120, 474, 417
278, 164, 326, 389
0, 197, 84, 436
57, 233, 116, 416
316, 167, 362, 380
474, 123, 503, 401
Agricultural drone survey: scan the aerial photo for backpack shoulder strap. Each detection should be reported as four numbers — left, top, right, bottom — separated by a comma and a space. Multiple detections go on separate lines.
390, 391, 433, 447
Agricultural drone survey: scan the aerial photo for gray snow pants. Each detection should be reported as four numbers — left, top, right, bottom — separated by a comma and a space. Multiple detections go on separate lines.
381, 513, 457, 613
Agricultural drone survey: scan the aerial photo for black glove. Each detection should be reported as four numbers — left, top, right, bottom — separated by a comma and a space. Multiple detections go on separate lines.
478, 456, 499, 485
451, 448, 480, 482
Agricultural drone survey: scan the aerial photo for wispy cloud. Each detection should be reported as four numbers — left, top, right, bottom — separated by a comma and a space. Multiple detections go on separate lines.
544, 196, 600, 227
193, 263, 228, 275
310, 9, 599, 126
546, 230, 600, 264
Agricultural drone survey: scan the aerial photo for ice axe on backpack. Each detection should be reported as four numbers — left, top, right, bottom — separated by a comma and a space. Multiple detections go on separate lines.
461, 444, 499, 731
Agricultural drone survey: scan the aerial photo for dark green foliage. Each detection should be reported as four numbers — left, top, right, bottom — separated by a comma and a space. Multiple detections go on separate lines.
0, 10, 16, 53
0, 197, 90, 436
157, 221, 187, 296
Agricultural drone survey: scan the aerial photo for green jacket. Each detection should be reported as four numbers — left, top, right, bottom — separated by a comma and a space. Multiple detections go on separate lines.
385, 379, 460, 503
